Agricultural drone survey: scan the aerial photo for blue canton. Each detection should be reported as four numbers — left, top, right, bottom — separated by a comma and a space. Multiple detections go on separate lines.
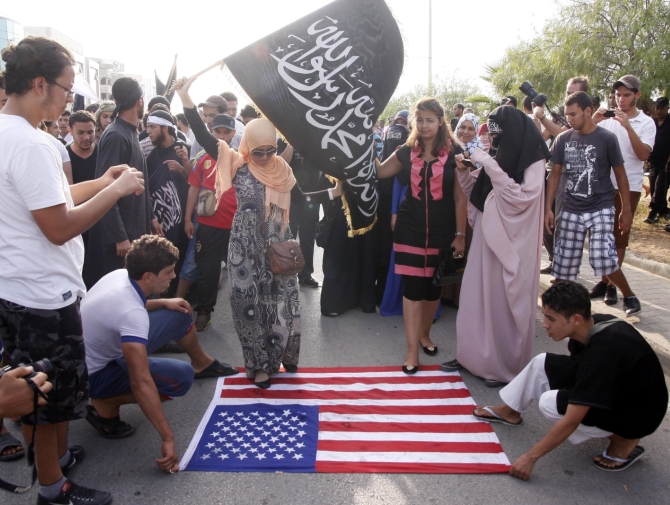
185, 404, 319, 472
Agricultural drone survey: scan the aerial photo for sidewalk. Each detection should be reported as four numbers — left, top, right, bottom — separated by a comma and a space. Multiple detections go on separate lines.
539, 249, 670, 373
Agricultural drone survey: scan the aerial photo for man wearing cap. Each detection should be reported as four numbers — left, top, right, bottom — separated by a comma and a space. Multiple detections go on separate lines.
191, 95, 228, 161
501, 95, 518, 108
645, 97, 670, 223
85, 77, 155, 288
591, 75, 655, 315
145, 110, 191, 286
183, 113, 238, 331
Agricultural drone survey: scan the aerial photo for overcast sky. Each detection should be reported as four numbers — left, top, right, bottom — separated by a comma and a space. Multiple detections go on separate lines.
2, 0, 558, 110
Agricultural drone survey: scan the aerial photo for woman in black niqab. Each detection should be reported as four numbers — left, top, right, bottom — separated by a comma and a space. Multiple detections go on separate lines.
469, 106, 550, 212
442, 104, 551, 386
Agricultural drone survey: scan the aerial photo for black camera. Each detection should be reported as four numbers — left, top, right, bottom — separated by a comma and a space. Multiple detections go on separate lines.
0, 358, 54, 380
519, 81, 548, 108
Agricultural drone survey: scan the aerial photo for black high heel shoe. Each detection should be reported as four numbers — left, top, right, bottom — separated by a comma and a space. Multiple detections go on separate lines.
421, 344, 438, 356
283, 364, 298, 373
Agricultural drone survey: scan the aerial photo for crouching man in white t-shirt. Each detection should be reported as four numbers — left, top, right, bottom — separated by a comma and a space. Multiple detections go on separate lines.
81, 235, 238, 473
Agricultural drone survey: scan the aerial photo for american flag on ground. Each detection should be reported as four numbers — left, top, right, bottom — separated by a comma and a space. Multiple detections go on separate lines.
180, 365, 510, 473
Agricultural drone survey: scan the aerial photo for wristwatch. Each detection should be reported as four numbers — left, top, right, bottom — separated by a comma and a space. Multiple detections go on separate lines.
455, 232, 465, 237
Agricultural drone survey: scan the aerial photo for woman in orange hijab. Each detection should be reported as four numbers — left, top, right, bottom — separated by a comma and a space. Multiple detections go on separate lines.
175, 76, 342, 388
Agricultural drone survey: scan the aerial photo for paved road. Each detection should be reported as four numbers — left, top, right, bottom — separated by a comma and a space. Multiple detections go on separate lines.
3, 250, 669, 505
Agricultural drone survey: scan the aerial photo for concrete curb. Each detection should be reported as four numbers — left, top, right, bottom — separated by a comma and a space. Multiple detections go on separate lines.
538, 278, 670, 377
624, 251, 670, 280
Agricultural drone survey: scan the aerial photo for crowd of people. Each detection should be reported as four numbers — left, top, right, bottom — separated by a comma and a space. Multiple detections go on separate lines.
0, 34, 668, 505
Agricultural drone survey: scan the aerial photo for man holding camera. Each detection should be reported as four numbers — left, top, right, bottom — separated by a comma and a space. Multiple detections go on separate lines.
0, 37, 145, 505
590, 75, 655, 312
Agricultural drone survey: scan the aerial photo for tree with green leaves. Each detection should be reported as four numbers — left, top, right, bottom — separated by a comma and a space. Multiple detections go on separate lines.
381, 74, 492, 123
484, 0, 670, 108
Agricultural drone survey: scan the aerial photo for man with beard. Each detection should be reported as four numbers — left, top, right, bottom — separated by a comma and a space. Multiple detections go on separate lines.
66, 111, 98, 184
84, 77, 156, 288
145, 110, 191, 288
67, 110, 98, 255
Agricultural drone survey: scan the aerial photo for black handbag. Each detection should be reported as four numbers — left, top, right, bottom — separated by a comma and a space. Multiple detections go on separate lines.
432, 247, 467, 287
315, 200, 337, 248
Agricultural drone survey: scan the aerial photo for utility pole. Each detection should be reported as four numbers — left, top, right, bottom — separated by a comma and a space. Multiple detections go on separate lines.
428, 0, 433, 95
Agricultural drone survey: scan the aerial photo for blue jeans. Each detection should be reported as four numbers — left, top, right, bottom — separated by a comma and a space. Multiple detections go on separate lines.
89, 309, 195, 399
180, 222, 199, 283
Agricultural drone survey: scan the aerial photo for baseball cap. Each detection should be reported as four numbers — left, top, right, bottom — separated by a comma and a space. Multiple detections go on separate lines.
655, 97, 669, 107
501, 95, 517, 107
212, 114, 236, 131
395, 110, 409, 121
613, 75, 641, 92
199, 95, 228, 109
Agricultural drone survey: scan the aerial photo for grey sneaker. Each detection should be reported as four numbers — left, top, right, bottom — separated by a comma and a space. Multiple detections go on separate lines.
36, 479, 112, 505
623, 296, 642, 316
440, 359, 462, 371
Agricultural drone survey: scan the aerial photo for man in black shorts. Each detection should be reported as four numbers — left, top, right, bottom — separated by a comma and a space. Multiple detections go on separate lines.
0, 37, 145, 505
472, 281, 667, 480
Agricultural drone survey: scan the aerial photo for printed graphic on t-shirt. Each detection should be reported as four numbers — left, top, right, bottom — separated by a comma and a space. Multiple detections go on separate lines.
564, 141, 598, 198
152, 181, 182, 232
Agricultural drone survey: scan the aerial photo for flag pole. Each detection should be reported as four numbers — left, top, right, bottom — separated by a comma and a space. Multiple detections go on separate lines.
428, 0, 433, 96
168, 59, 225, 94
162, 54, 178, 97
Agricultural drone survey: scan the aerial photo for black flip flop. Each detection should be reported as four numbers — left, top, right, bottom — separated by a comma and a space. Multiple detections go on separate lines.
0, 431, 24, 461
472, 407, 524, 427
593, 445, 645, 472
85, 405, 136, 439
194, 359, 238, 379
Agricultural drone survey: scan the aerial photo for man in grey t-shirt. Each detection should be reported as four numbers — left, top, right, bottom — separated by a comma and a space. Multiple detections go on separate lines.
545, 92, 641, 317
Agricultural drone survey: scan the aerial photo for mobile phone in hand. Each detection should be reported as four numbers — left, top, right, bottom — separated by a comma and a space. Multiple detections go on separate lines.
603, 110, 616, 118
461, 159, 477, 169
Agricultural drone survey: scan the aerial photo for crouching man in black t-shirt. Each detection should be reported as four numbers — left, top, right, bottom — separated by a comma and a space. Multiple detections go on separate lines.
472, 281, 668, 480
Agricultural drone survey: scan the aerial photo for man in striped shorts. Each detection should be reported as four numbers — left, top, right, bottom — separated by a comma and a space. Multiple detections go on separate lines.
544, 91, 641, 316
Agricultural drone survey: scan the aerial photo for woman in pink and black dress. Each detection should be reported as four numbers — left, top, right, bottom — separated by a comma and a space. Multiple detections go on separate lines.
377, 98, 467, 374
441, 105, 550, 386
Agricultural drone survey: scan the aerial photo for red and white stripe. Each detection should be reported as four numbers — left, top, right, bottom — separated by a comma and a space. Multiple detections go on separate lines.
213, 365, 510, 473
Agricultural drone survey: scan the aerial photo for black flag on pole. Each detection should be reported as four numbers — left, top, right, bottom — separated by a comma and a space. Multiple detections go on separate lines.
223, 0, 403, 234
155, 56, 178, 103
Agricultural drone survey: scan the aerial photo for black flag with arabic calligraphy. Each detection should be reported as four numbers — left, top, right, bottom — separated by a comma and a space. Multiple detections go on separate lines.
223, 0, 404, 234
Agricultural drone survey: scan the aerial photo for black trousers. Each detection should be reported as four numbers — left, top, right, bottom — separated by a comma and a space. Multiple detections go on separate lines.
649, 163, 669, 214
289, 199, 320, 280
193, 223, 230, 315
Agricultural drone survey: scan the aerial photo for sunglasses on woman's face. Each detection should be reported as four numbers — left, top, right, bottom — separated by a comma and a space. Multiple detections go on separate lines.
251, 148, 277, 158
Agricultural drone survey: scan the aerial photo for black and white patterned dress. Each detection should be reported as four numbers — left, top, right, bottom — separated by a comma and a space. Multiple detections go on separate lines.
228, 165, 301, 378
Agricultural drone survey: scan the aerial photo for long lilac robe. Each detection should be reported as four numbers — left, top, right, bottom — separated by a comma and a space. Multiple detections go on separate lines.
456, 148, 545, 383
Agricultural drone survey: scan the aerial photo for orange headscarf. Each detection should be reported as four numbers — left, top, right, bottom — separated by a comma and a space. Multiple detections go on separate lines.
215, 118, 296, 231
